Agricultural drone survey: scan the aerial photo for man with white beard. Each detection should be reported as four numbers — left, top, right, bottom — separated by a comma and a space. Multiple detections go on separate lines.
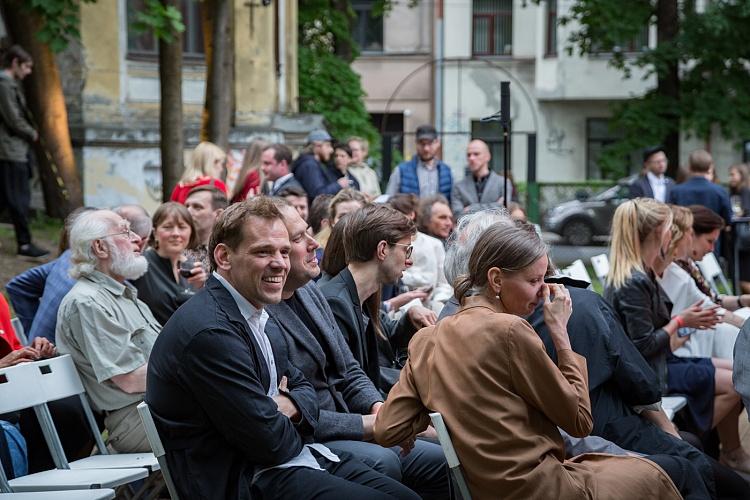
56, 209, 161, 453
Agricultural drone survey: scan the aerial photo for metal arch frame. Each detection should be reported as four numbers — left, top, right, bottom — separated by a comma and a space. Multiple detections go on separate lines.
379, 56, 540, 137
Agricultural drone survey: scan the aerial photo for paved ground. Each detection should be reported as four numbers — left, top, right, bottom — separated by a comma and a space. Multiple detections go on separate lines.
0, 222, 59, 299
543, 232, 608, 267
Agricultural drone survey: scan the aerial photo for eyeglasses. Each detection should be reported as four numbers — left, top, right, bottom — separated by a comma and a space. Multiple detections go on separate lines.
99, 227, 137, 240
392, 242, 413, 259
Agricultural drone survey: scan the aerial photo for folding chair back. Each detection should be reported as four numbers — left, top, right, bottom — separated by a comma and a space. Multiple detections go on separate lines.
31, 355, 108, 456
8, 319, 27, 347
590, 254, 609, 286
137, 403, 180, 500
0, 363, 47, 414
0, 363, 148, 492
697, 253, 732, 295
561, 259, 592, 285
429, 412, 472, 500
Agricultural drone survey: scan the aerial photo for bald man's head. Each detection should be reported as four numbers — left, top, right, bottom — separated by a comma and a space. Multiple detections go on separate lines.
466, 139, 491, 177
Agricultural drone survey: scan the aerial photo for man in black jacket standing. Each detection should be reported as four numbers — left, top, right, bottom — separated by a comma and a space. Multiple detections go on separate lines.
0, 45, 47, 257
146, 198, 418, 499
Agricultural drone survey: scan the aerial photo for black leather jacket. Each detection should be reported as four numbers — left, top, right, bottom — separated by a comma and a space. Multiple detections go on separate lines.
604, 269, 673, 393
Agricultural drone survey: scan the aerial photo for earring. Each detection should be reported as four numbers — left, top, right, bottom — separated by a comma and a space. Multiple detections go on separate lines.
495, 290, 501, 300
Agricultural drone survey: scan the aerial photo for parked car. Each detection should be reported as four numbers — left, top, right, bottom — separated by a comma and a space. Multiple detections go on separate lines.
542, 179, 632, 246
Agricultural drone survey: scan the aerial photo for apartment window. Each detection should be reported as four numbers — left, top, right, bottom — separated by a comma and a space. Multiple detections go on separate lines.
546, 0, 557, 56
586, 118, 642, 180
126, 0, 205, 61
472, 0, 512, 56
591, 25, 650, 54
352, 1, 384, 53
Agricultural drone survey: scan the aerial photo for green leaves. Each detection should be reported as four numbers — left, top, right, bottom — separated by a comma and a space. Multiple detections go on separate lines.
563, 0, 750, 172
130, 0, 185, 43
25, 0, 97, 53
298, 0, 379, 151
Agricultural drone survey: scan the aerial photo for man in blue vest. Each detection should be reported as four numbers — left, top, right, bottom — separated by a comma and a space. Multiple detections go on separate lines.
386, 125, 453, 203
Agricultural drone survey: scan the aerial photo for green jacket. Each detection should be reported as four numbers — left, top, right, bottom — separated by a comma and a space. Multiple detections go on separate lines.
0, 72, 36, 162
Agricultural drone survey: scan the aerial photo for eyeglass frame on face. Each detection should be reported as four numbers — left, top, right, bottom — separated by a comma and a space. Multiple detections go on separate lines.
391, 242, 413, 259
98, 225, 138, 240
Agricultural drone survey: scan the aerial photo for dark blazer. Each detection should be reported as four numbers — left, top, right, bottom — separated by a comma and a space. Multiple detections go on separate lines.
261, 174, 304, 197
628, 174, 674, 200
319, 268, 415, 393
529, 283, 716, 497
265, 282, 383, 441
146, 276, 319, 500
604, 270, 672, 395
450, 170, 509, 217
668, 176, 733, 224
292, 153, 360, 200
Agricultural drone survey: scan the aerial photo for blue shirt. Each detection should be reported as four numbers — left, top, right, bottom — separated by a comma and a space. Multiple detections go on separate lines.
5, 250, 75, 342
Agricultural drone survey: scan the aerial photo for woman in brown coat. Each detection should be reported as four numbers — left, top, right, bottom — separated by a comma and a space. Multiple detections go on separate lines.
373, 222, 683, 499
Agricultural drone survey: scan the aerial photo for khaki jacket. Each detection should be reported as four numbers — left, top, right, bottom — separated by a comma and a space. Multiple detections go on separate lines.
0, 72, 35, 162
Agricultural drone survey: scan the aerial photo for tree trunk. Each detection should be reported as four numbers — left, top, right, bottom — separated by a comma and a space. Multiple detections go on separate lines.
1, 2, 83, 218
200, 0, 233, 150
656, 0, 681, 178
159, 0, 185, 202
332, 0, 355, 62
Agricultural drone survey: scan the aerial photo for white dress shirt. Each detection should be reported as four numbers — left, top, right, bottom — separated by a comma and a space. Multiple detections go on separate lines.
646, 171, 668, 202
212, 272, 339, 475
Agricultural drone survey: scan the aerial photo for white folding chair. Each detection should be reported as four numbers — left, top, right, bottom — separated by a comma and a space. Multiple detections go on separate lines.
137, 403, 180, 500
0, 362, 147, 493
561, 259, 592, 285
28, 355, 159, 472
9, 319, 28, 347
661, 396, 687, 421
590, 253, 610, 288
697, 252, 732, 295
429, 412, 472, 500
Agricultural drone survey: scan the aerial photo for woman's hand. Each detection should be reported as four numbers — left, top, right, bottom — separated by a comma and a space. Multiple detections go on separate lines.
0, 347, 40, 368
186, 262, 208, 289
407, 305, 437, 329
542, 283, 572, 351
679, 300, 720, 329
669, 330, 690, 352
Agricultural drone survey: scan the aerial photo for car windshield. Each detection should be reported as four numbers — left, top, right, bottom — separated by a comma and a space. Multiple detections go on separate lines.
590, 185, 626, 201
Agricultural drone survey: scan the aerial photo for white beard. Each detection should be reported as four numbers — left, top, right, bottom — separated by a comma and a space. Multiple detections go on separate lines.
109, 241, 149, 280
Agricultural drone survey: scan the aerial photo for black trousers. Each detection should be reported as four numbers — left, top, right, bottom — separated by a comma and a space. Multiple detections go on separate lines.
252, 451, 421, 499
0, 159, 31, 246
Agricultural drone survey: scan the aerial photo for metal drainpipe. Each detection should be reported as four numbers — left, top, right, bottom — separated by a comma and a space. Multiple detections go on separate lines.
434, 0, 443, 133
278, 0, 287, 112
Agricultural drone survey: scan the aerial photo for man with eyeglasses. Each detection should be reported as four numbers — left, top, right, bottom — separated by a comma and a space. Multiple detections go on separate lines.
56, 209, 161, 453
264, 199, 449, 499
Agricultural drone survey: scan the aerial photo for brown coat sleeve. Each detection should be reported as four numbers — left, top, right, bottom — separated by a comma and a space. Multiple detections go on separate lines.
509, 319, 593, 438
373, 332, 432, 447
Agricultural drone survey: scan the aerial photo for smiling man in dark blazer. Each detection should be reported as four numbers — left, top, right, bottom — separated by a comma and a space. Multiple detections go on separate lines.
146, 198, 418, 500
265, 199, 449, 499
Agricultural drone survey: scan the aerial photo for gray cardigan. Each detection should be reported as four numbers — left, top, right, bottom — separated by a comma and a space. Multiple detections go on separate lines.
265, 282, 383, 442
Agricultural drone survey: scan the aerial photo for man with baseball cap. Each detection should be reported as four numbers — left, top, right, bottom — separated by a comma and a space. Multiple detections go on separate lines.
293, 129, 354, 202
386, 125, 453, 203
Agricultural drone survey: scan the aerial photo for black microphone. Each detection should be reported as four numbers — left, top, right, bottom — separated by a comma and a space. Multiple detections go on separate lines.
500, 81, 510, 127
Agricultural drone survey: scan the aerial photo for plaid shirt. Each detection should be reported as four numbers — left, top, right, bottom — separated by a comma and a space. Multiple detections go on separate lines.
6, 250, 75, 342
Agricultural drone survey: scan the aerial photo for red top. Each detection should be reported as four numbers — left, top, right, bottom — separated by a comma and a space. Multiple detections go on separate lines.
0, 294, 22, 357
170, 176, 229, 204
231, 170, 261, 203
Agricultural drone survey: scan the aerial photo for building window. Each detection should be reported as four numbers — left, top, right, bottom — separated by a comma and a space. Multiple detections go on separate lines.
126, 0, 205, 61
586, 118, 641, 180
546, 0, 557, 56
472, 0, 513, 56
591, 25, 650, 54
352, 1, 384, 53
